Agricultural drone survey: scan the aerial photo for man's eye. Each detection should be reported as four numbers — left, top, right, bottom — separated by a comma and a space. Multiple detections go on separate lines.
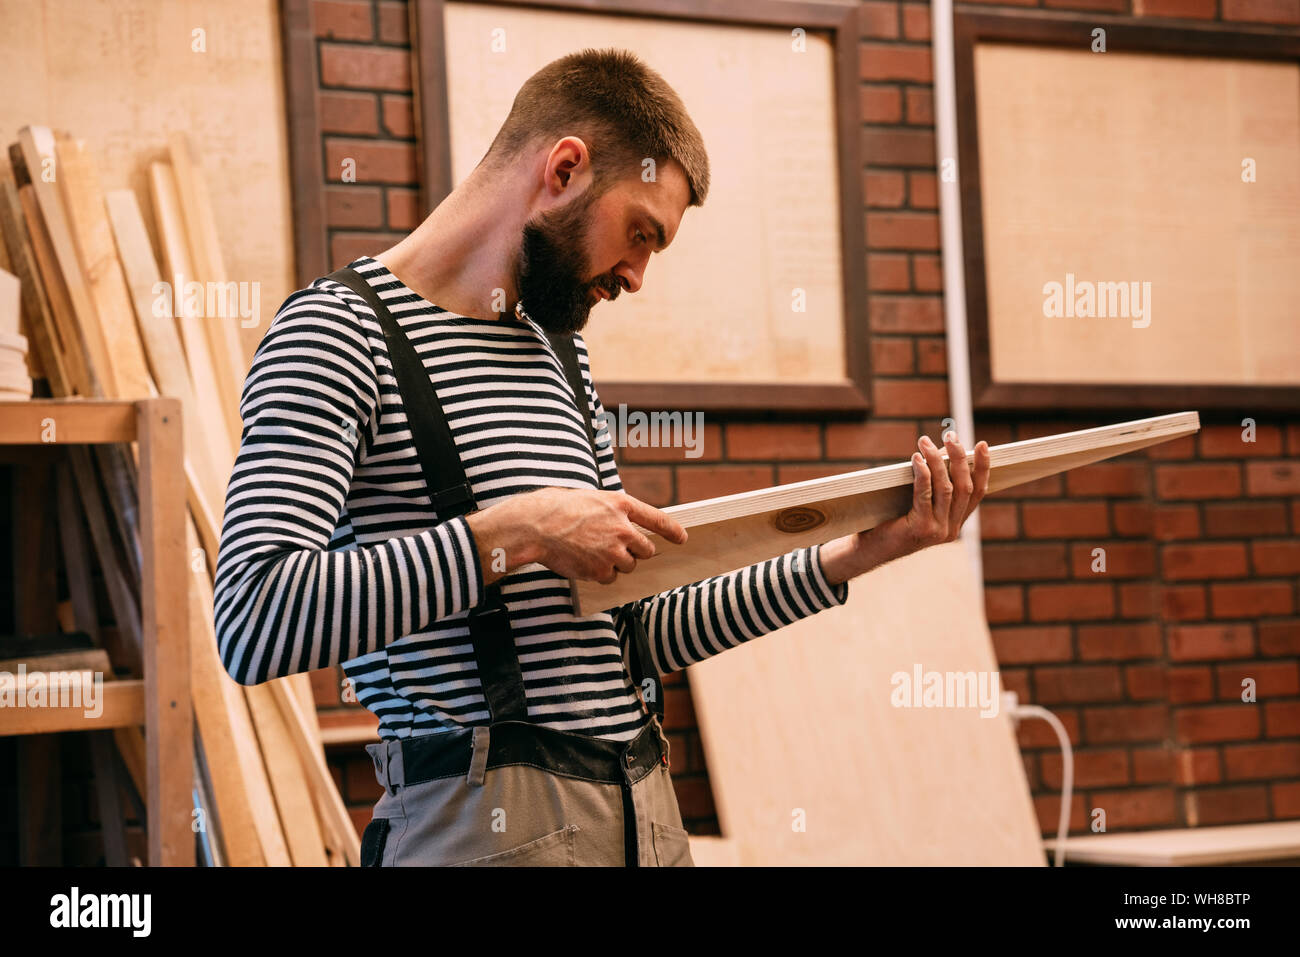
634, 229, 646, 245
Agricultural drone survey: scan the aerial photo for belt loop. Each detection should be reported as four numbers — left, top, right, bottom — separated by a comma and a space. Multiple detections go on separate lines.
467, 725, 490, 787
654, 717, 671, 769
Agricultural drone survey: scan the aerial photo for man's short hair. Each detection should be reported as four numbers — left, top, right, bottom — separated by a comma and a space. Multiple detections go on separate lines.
481, 48, 710, 206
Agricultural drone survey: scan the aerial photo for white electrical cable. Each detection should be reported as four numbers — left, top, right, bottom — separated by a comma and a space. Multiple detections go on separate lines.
1003, 691, 1074, 867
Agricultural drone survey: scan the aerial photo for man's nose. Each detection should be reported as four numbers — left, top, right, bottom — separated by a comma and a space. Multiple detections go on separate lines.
614, 262, 644, 295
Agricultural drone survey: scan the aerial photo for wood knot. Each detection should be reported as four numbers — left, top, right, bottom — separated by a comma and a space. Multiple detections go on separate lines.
773, 506, 826, 534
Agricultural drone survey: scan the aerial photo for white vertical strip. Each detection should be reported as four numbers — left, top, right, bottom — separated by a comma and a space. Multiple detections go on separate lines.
931, 0, 986, 601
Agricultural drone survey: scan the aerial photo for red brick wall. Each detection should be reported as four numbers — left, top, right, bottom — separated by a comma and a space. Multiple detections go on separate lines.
302, 0, 1300, 842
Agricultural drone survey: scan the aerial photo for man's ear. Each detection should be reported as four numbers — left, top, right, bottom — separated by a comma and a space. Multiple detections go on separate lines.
545, 136, 591, 194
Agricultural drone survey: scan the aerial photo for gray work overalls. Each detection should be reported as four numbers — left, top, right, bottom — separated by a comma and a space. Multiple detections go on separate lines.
327, 267, 694, 867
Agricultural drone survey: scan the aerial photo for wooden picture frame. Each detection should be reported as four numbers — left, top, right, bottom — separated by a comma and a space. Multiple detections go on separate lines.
409, 0, 871, 414
953, 9, 1300, 411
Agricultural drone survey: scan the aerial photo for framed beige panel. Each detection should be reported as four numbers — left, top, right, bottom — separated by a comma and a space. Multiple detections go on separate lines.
411, 0, 870, 412
954, 11, 1300, 410
0, 0, 296, 368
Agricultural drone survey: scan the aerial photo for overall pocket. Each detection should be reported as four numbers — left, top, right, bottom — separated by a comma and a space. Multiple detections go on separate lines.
360, 818, 392, 867
449, 824, 580, 867
651, 822, 694, 867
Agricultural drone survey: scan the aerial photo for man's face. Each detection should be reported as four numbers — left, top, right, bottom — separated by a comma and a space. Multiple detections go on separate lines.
515, 158, 690, 336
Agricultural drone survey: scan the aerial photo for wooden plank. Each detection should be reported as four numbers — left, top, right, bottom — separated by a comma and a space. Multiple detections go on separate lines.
245, 682, 329, 866
88, 730, 130, 866
184, 516, 287, 866
1056, 821, 1300, 866
574, 411, 1201, 614
688, 541, 1044, 865
167, 133, 245, 453
0, 397, 136, 443
0, 266, 19, 335
54, 457, 103, 647
0, 679, 146, 734
54, 134, 155, 400
17, 737, 61, 864
137, 397, 194, 866
17, 127, 117, 396
269, 678, 362, 866
687, 835, 741, 867
10, 455, 58, 635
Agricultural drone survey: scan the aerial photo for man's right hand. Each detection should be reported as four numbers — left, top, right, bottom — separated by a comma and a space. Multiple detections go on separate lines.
465, 487, 688, 586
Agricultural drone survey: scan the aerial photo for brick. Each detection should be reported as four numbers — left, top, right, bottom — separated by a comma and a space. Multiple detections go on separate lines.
859, 43, 932, 83
777, 462, 867, 484
1134, 0, 1217, 15
1210, 581, 1294, 618
676, 465, 772, 501
1215, 660, 1300, 699
858, 1, 899, 38
915, 338, 946, 375
1273, 781, 1300, 818
661, 684, 697, 731
984, 585, 1023, 623
862, 128, 935, 166
381, 95, 414, 138
1034, 665, 1123, 704
1265, 701, 1300, 737
1156, 463, 1242, 500
1121, 582, 1159, 618
865, 169, 905, 208
1021, 501, 1109, 539
1200, 423, 1283, 457
991, 625, 1073, 664
1293, 498, 1300, 533
1041, 749, 1129, 788
314, 0, 373, 40
1259, 620, 1300, 656
902, 4, 932, 40
1033, 794, 1088, 836
330, 231, 404, 269
860, 86, 902, 124
1253, 540, 1300, 575
1065, 462, 1148, 497
1162, 543, 1248, 580
1131, 747, 1174, 784
1027, 583, 1115, 621
1176, 705, 1260, 743
871, 296, 943, 333
1247, 461, 1300, 496
1176, 747, 1221, 785
326, 138, 418, 184
1088, 788, 1177, 829
825, 420, 919, 459
1168, 666, 1214, 703
1077, 623, 1162, 661
1125, 664, 1166, 700
377, 1, 410, 43
867, 212, 939, 250
620, 466, 672, 506
868, 254, 911, 292
344, 754, 384, 803
320, 45, 410, 91
1018, 708, 1080, 748
1112, 502, 1152, 537
325, 184, 383, 228
870, 336, 913, 374
1168, 623, 1254, 661
1186, 786, 1269, 826
909, 174, 938, 210
904, 87, 933, 125
1153, 504, 1200, 541
320, 91, 379, 135
872, 379, 949, 417
1146, 433, 1196, 460
1045, 0, 1125, 8
387, 188, 420, 230
1000, 667, 1031, 703
983, 543, 1068, 581
1223, 742, 1300, 780
1162, 584, 1207, 621
1070, 541, 1155, 578
620, 423, 721, 463
672, 776, 716, 820
725, 423, 821, 461
1204, 501, 1288, 538
1290, 423, 1300, 456
1083, 704, 1168, 743
978, 501, 1018, 539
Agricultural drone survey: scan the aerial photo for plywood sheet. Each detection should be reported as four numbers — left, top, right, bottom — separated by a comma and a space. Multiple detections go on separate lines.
975, 43, 1300, 387
442, 1, 846, 386
0, 0, 294, 368
688, 541, 1044, 865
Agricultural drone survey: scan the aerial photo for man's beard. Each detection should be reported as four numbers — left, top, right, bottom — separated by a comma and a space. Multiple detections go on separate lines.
514, 188, 620, 337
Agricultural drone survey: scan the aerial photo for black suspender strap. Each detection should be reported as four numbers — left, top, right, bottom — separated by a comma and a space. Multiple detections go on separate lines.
621, 606, 664, 721
326, 266, 527, 722
325, 267, 477, 518
543, 331, 601, 464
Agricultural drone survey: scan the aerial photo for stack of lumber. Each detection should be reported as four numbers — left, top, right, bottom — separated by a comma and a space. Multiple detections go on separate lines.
1, 124, 359, 866
0, 264, 32, 398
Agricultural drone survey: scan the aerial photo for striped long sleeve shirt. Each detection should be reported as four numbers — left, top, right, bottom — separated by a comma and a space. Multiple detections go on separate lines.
213, 256, 850, 742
